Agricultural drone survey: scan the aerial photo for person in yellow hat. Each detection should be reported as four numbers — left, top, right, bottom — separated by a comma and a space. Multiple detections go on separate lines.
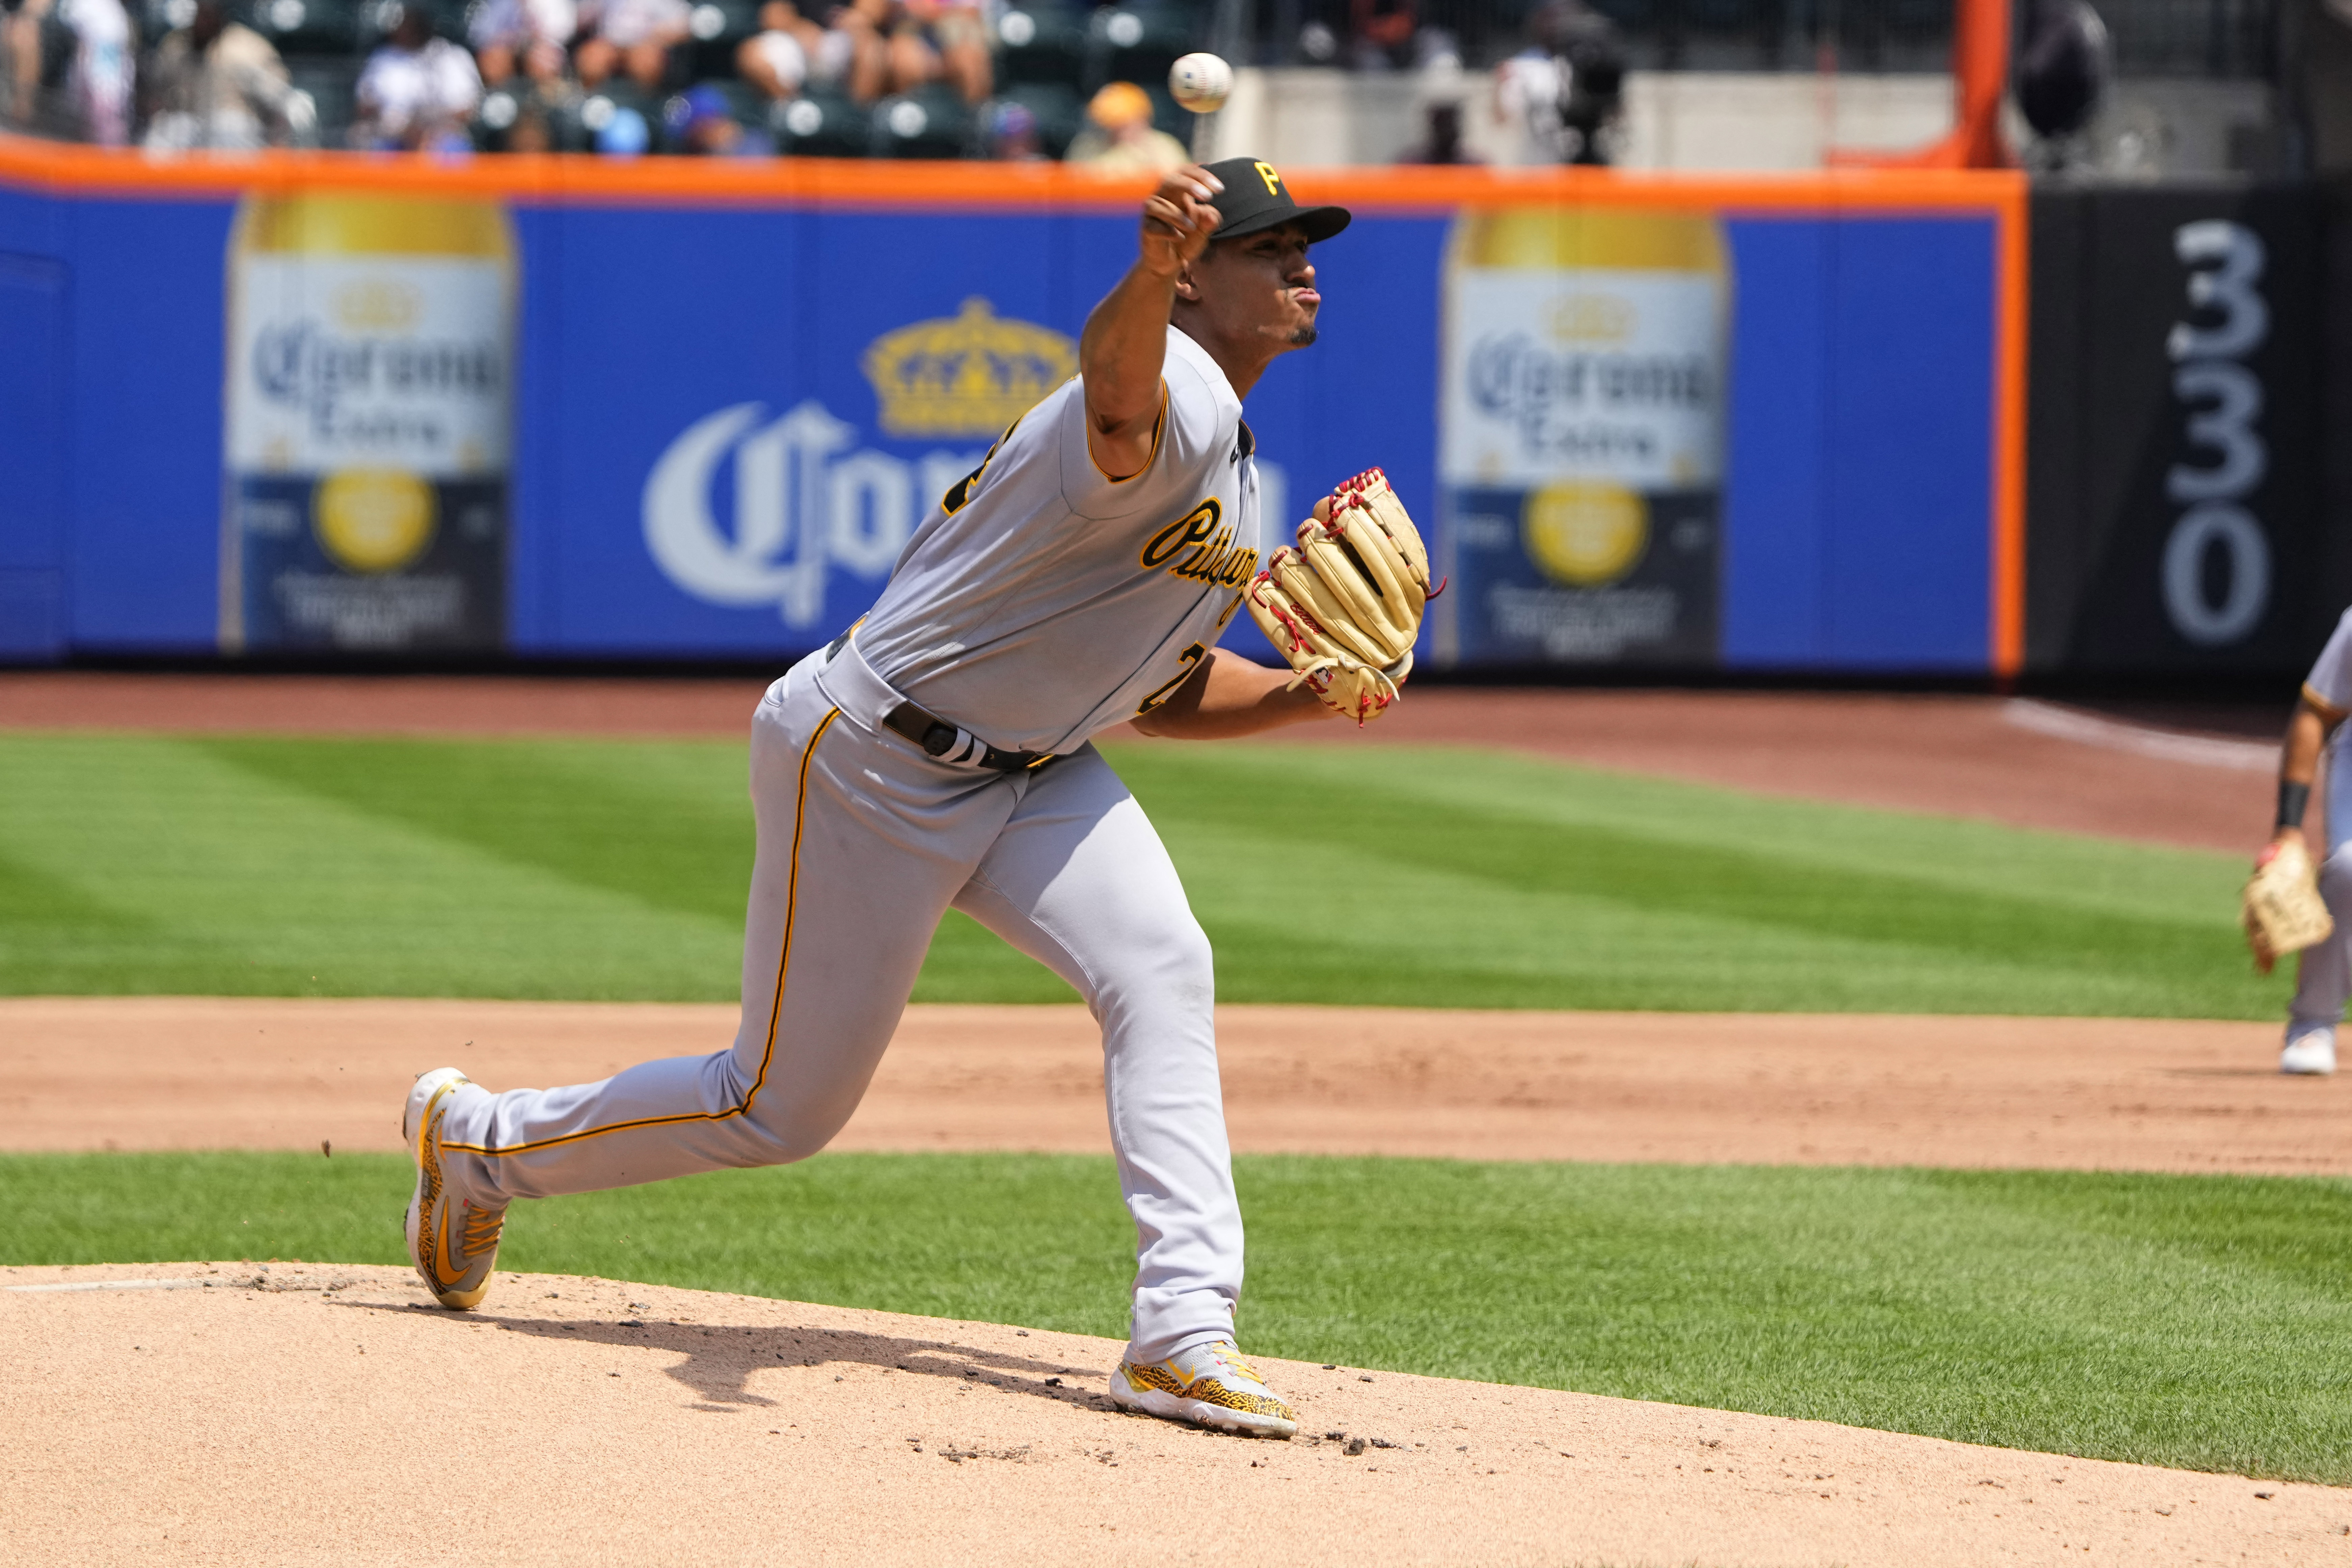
1066, 79, 1188, 172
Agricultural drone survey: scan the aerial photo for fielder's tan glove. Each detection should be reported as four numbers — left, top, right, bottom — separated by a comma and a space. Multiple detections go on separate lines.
2244, 834, 2333, 974
1243, 468, 1439, 725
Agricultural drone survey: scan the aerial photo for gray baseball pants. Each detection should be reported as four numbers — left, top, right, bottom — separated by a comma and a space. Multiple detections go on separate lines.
432, 640, 1245, 1362
2294, 732, 2352, 1030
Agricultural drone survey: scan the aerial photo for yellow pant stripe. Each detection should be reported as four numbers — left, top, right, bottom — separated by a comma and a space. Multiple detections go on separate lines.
443, 706, 842, 1159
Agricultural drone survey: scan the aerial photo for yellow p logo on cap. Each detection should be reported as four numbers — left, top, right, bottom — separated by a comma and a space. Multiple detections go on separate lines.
1254, 161, 1281, 195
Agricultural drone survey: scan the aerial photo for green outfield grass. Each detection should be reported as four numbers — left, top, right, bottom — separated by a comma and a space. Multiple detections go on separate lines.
0, 729, 2279, 1016
7, 1148, 2349, 1482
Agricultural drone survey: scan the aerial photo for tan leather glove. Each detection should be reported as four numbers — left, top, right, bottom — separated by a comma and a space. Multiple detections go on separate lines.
2244, 835, 2334, 973
1243, 468, 1437, 725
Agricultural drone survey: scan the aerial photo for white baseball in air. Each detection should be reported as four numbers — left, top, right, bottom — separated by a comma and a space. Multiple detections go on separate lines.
1168, 53, 1232, 114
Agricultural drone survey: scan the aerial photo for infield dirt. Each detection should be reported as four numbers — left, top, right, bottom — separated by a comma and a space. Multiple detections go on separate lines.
7, 1261, 2348, 1568
7, 996, 2344, 1173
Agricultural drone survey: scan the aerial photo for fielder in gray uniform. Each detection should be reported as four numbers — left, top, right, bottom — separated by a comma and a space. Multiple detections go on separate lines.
2262, 606, 2352, 1075
402, 157, 1363, 1438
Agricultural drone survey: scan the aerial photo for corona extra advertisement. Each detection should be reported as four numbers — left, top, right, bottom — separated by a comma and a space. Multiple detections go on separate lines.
220, 193, 514, 653
639, 298, 1074, 636
1437, 207, 1730, 667
0, 155, 2020, 677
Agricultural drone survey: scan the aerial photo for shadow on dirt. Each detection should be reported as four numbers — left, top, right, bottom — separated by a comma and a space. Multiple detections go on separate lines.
334, 1299, 1117, 1414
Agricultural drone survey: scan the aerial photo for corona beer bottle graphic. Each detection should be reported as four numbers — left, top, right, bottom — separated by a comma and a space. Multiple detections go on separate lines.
1437, 206, 1729, 667
221, 194, 515, 652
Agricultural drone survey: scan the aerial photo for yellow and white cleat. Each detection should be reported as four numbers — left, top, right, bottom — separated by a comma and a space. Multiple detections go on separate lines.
1109, 1340, 1298, 1438
402, 1067, 506, 1310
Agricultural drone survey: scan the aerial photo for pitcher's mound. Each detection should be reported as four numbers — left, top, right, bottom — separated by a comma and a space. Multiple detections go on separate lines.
2, 1263, 2339, 1566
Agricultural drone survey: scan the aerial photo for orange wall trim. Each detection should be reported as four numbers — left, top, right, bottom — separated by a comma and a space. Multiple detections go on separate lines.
0, 134, 2022, 213
1989, 176, 2030, 679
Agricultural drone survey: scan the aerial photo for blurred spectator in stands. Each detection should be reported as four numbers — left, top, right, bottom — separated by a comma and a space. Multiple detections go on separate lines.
1065, 80, 1183, 172
1492, 10, 1567, 164
1398, 98, 1479, 163
4, 0, 132, 142
1, 0, 47, 129
827, 0, 985, 105
469, 0, 576, 89
892, 0, 987, 103
142, 0, 312, 148
1494, 0, 1622, 166
1350, 0, 1414, 70
986, 97, 1041, 160
1553, 3, 1623, 165
665, 81, 773, 153
64, 0, 131, 143
576, 0, 687, 93
503, 103, 554, 147
737, 0, 856, 104
351, 1, 481, 149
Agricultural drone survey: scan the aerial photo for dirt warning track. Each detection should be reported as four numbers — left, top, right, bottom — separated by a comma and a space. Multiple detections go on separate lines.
6, 997, 2338, 1174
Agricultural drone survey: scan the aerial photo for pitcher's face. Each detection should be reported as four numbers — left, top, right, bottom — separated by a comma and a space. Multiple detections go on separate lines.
1181, 222, 1320, 352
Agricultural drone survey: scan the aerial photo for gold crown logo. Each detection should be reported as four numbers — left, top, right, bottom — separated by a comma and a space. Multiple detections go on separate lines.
862, 297, 1077, 439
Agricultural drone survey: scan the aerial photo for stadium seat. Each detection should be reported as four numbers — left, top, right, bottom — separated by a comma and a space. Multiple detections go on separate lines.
353, 0, 467, 45
141, 0, 196, 42
1085, 0, 1198, 97
563, 80, 665, 151
869, 82, 975, 158
679, 0, 760, 81
470, 86, 523, 150
769, 85, 868, 156
281, 54, 360, 139
993, 0, 1087, 87
236, 0, 361, 55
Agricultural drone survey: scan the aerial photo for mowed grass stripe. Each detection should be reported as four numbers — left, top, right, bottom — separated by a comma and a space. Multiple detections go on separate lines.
6, 1149, 2349, 1483
0, 730, 2282, 1016
0, 734, 745, 998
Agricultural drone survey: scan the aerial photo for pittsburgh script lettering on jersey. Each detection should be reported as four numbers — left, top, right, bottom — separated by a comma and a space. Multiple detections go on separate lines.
1139, 499, 1260, 588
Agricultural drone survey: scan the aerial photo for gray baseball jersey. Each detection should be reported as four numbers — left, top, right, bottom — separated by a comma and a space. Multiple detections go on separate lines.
2305, 609, 2352, 717
856, 324, 1266, 754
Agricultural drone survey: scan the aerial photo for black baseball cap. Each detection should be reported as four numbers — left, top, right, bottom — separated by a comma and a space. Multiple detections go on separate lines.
1200, 157, 1351, 244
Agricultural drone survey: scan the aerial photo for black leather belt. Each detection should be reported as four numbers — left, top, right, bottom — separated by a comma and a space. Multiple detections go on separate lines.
882, 703, 1056, 772
826, 629, 1053, 774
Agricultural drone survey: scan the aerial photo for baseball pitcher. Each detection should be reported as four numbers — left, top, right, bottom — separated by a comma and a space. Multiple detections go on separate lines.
399, 157, 1436, 1438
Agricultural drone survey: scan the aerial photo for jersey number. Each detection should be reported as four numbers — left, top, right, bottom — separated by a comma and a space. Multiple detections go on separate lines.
941, 417, 1023, 515
1135, 643, 1207, 717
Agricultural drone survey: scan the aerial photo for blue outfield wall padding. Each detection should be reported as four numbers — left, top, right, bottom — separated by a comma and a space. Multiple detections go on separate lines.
1720, 217, 1833, 667
507, 204, 564, 654
0, 242, 68, 658
66, 197, 236, 652
0, 175, 2007, 674
1719, 215, 1997, 671
1821, 217, 1996, 671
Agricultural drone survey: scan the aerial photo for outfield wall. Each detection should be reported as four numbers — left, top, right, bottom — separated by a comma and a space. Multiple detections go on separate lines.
0, 142, 2025, 676
2023, 181, 2343, 679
